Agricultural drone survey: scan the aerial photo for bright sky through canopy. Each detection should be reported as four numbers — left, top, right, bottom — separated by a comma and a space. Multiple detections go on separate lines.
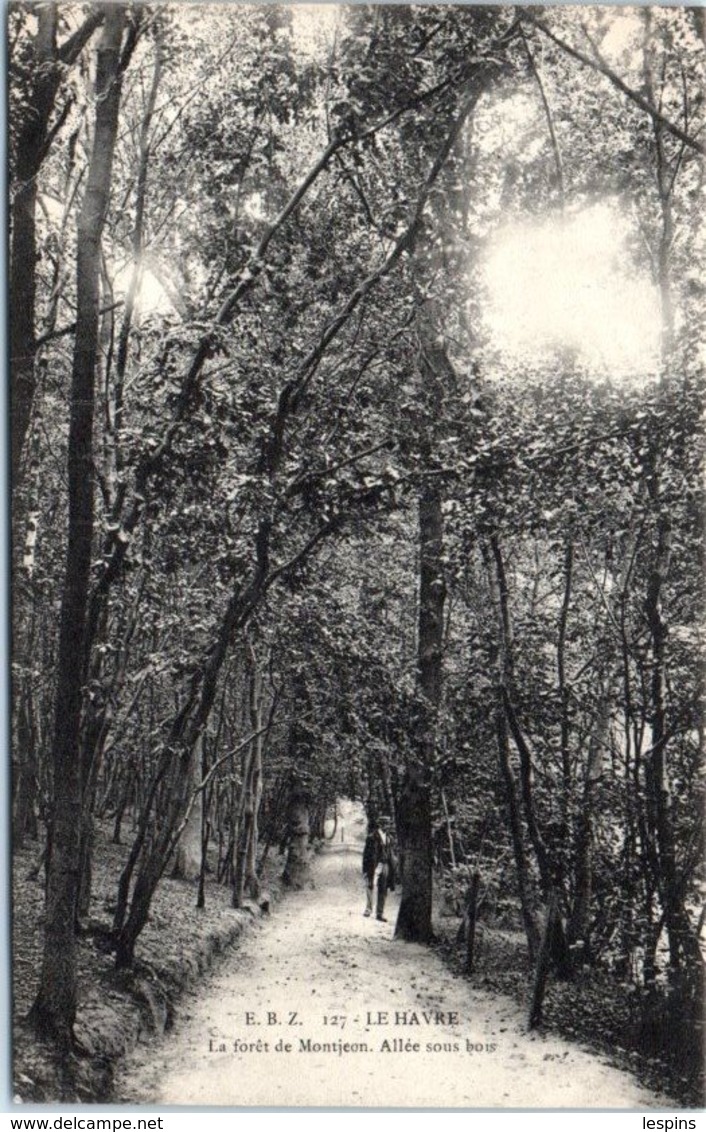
291, 4, 340, 54
483, 202, 662, 382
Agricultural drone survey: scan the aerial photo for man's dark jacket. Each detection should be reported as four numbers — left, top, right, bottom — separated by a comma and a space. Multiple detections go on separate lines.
363, 829, 396, 888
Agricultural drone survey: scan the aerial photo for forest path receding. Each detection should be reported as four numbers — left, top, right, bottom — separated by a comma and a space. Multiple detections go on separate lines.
115, 804, 668, 1108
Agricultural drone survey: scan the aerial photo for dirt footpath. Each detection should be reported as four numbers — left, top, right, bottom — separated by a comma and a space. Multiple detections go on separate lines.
115, 810, 671, 1108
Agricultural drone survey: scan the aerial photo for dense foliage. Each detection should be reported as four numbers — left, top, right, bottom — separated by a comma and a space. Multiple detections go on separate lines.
9, 1, 704, 1096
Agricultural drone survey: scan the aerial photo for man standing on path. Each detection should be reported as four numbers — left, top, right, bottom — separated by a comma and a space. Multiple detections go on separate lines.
363, 815, 396, 921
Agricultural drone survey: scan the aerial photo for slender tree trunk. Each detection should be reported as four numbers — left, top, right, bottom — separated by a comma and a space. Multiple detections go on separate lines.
557, 539, 573, 820
197, 814, 211, 910
114, 559, 273, 964
644, 493, 690, 972
29, 6, 126, 1044
13, 679, 39, 847
243, 643, 264, 898
529, 891, 561, 1028
490, 537, 553, 895
232, 740, 254, 907
494, 688, 540, 960
483, 541, 540, 959
440, 789, 456, 868
567, 691, 607, 949
616, 533, 642, 976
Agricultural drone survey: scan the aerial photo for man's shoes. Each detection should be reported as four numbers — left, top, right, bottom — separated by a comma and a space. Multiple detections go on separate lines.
376, 915, 387, 922
364, 910, 371, 917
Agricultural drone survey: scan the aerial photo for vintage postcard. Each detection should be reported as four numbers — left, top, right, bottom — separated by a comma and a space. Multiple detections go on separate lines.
8, 0, 704, 1110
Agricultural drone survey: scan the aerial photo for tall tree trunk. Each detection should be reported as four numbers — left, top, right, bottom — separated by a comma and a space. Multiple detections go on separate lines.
10, 5, 104, 489
395, 321, 447, 942
10, 4, 58, 488
172, 735, 204, 881
395, 761, 434, 941
76, 601, 110, 922
282, 787, 313, 890
29, 5, 126, 1045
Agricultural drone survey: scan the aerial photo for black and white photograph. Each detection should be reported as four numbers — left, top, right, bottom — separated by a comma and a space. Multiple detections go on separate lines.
7, 0, 705, 1111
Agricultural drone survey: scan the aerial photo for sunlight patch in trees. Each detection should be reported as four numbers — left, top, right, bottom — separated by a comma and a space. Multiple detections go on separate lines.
482, 201, 662, 382
113, 262, 176, 316
290, 4, 340, 56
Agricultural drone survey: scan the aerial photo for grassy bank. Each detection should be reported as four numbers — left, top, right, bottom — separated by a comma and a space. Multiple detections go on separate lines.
12, 826, 279, 1104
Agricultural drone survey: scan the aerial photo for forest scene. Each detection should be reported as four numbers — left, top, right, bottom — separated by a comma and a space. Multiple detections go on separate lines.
8, 0, 705, 1108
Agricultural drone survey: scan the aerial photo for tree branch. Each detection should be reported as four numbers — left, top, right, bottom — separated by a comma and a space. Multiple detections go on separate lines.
284, 440, 394, 501
260, 79, 487, 476
521, 28, 565, 202
527, 15, 706, 157
35, 301, 124, 348
57, 9, 104, 65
